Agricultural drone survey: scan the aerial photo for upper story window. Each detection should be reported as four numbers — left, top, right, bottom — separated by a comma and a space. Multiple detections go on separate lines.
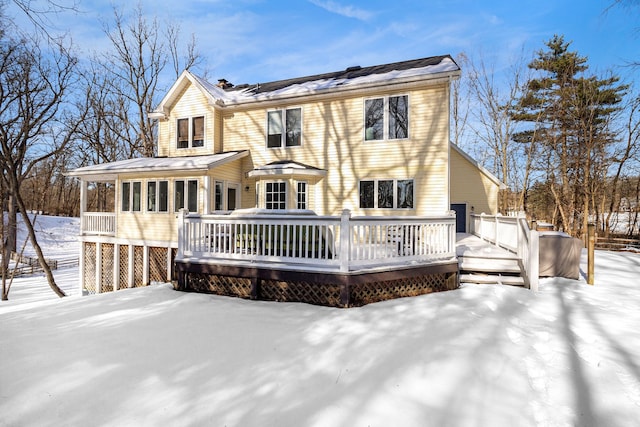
364, 95, 409, 141
177, 116, 205, 149
121, 181, 141, 212
359, 178, 414, 209
267, 108, 302, 148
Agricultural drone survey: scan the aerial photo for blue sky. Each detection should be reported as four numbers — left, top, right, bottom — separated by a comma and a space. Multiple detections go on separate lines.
8, 0, 640, 86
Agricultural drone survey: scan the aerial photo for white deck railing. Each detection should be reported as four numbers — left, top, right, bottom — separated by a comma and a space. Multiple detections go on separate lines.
177, 209, 456, 272
81, 212, 116, 236
470, 213, 539, 291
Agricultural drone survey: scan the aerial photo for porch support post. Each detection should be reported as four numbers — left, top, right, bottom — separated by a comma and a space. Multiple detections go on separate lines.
95, 242, 102, 294
143, 245, 150, 286
203, 176, 210, 213
495, 214, 501, 248
128, 245, 134, 288
79, 241, 85, 296
339, 209, 351, 273
79, 180, 87, 235
114, 244, 120, 291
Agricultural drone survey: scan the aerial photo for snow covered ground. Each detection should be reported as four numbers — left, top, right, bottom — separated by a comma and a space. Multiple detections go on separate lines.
1, 216, 640, 426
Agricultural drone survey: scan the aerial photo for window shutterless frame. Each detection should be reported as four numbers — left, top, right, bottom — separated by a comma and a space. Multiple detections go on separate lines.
363, 94, 409, 141
176, 115, 206, 149
266, 107, 302, 148
359, 178, 414, 209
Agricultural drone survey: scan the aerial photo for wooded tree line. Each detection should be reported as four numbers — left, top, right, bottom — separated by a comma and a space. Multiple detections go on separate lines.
454, 33, 640, 239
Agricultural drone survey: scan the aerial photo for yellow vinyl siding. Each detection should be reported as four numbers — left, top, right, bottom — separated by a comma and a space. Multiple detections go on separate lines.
450, 146, 500, 215
224, 82, 450, 216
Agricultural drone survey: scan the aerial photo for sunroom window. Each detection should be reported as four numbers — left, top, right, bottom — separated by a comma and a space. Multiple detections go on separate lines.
359, 178, 414, 209
121, 181, 141, 212
364, 95, 408, 141
147, 180, 168, 212
267, 108, 302, 148
174, 179, 198, 212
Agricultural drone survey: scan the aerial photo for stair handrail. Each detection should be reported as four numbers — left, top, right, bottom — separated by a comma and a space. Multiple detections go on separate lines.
470, 213, 539, 291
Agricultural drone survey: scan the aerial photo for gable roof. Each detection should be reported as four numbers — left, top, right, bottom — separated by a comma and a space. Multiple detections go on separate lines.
151, 55, 460, 116
450, 143, 508, 190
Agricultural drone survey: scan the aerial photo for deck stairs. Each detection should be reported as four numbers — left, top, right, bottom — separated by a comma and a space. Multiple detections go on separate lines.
456, 234, 526, 287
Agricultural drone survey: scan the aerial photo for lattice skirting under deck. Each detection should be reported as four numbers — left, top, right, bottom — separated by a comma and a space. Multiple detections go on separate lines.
82, 242, 173, 293
176, 262, 458, 308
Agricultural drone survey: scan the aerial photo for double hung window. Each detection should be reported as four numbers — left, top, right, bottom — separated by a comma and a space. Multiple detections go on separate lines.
296, 181, 307, 210
147, 181, 169, 212
359, 179, 414, 209
364, 95, 409, 141
267, 108, 302, 148
177, 116, 205, 148
174, 179, 198, 212
121, 181, 141, 212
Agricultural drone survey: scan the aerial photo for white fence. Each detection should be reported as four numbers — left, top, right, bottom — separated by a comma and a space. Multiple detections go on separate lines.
178, 209, 456, 272
471, 213, 539, 291
82, 212, 116, 236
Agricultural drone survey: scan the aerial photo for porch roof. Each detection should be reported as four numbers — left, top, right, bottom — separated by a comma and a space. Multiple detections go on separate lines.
66, 151, 249, 181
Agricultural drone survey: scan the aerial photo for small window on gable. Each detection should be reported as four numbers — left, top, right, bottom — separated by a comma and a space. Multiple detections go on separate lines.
177, 116, 205, 149
267, 108, 301, 148
364, 95, 409, 141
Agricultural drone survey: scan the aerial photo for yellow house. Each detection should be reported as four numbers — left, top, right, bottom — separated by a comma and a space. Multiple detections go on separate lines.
69, 54, 504, 306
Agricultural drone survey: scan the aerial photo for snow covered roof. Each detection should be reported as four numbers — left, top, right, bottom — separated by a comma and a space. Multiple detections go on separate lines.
66, 151, 248, 180
247, 160, 327, 178
152, 55, 460, 115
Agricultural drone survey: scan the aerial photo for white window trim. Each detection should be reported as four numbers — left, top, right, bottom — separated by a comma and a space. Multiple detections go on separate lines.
359, 178, 415, 210
266, 107, 303, 149
264, 181, 287, 210
176, 115, 207, 149
363, 94, 410, 142
146, 180, 169, 213
174, 179, 199, 213
121, 180, 142, 212
296, 180, 308, 210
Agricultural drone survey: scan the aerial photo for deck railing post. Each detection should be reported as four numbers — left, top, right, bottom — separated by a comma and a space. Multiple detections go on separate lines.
339, 209, 351, 272
530, 228, 539, 292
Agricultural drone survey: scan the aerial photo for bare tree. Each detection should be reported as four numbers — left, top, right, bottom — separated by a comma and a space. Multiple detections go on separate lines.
465, 52, 531, 212
0, 30, 82, 299
99, 4, 202, 157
